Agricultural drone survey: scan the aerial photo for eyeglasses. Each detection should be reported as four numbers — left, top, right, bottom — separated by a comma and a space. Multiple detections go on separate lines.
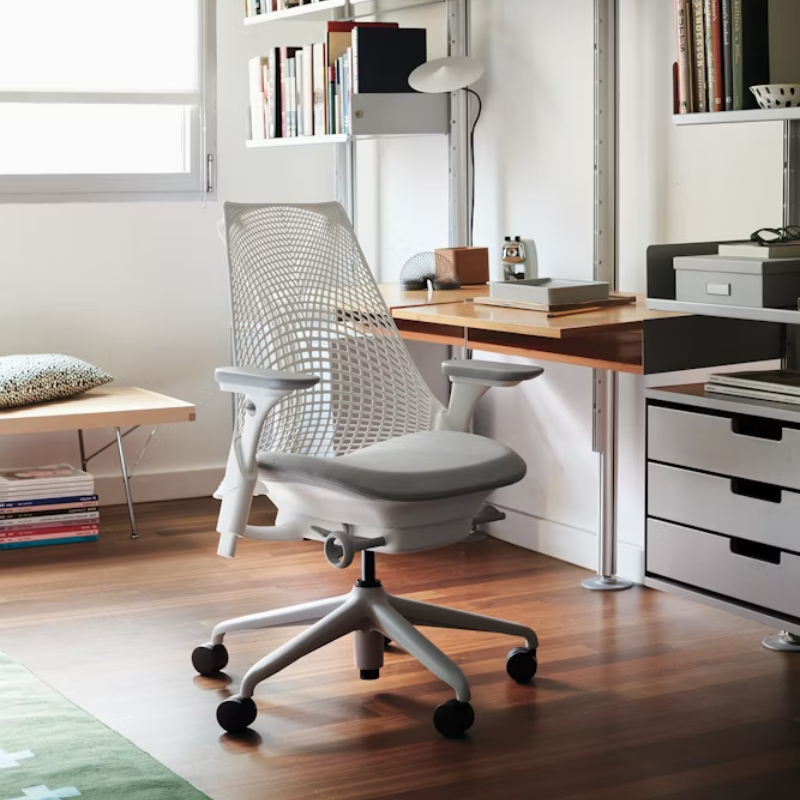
750, 226, 800, 244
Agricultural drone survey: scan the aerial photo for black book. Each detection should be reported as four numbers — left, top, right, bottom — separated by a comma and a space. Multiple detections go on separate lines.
741, 0, 770, 110
721, 0, 734, 110
352, 27, 427, 94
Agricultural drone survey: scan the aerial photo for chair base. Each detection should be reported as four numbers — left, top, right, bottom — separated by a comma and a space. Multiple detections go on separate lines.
195, 576, 538, 738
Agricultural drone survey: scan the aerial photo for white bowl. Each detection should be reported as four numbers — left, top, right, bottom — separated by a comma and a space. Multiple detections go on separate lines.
751, 84, 800, 109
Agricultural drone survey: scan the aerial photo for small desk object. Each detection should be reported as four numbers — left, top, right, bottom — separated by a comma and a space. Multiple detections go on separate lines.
0, 387, 196, 539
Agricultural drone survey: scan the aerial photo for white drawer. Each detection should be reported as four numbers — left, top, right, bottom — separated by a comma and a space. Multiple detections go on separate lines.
647, 519, 800, 619
648, 405, 800, 491
648, 462, 800, 553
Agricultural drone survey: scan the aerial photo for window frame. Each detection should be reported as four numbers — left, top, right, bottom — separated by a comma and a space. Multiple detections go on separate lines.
0, 0, 216, 203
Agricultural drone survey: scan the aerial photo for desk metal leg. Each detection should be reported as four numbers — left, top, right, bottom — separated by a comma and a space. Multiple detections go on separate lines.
77, 426, 157, 540
583, 369, 632, 592
115, 427, 138, 540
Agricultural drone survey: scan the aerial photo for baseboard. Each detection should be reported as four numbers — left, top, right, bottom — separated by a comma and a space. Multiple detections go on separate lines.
94, 466, 225, 507
486, 505, 645, 584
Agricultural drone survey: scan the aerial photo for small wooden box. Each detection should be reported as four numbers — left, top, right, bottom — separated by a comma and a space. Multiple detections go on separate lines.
434, 247, 489, 285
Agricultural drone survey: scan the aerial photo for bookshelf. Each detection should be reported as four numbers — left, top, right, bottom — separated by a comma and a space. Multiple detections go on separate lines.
244, 0, 471, 248
244, 0, 440, 25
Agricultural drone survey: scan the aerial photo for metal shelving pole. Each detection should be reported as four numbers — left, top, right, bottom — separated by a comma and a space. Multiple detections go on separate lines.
583, 0, 632, 592
447, 0, 470, 249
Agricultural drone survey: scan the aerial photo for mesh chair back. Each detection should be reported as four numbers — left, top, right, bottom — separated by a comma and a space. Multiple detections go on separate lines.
224, 202, 440, 458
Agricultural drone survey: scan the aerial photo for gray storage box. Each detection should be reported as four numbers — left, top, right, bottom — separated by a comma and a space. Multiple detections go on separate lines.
674, 255, 800, 308
489, 278, 609, 305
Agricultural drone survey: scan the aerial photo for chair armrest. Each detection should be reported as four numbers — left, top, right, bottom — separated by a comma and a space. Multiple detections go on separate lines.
442, 359, 543, 386
215, 367, 319, 393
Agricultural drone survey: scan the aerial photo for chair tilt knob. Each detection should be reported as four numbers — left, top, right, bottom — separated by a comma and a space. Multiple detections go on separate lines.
312, 527, 387, 570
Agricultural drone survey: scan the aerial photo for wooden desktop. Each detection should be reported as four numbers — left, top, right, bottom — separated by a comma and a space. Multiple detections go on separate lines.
379, 284, 679, 374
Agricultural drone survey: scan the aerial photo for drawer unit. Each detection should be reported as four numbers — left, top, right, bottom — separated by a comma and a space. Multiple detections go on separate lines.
648, 405, 800, 491
647, 519, 800, 620
648, 462, 800, 553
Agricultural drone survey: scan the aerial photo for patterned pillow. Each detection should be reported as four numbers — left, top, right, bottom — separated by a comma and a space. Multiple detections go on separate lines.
0, 354, 113, 410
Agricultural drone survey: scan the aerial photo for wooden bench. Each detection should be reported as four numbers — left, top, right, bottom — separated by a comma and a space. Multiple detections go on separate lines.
0, 387, 196, 538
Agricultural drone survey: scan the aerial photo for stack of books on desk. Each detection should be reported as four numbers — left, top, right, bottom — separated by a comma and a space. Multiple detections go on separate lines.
0, 465, 99, 550
706, 370, 800, 406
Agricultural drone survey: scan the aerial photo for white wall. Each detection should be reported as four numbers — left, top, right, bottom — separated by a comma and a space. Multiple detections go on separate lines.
0, 3, 335, 504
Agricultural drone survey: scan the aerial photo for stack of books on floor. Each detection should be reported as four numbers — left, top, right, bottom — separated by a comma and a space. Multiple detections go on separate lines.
0, 465, 99, 550
706, 370, 800, 405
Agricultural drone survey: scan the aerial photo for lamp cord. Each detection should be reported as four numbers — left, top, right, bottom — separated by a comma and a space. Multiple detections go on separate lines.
466, 88, 482, 245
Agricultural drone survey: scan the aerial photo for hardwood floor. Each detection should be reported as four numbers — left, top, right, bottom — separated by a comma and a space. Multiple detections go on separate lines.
0, 497, 797, 800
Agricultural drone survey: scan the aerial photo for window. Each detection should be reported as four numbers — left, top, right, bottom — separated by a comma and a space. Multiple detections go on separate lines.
0, 0, 216, 202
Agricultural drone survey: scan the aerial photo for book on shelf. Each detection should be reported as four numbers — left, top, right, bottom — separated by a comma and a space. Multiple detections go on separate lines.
313, 42, 327, 135
705, 382, 800, 405
721, 0, 734, 110
248, 56, 268, 140
708, 369, 800, 395
704, 0, 724, 112
719, 241, 800, 258
675, 0, 692, 114
352, 27, 427, 94
690, 0, 708, 112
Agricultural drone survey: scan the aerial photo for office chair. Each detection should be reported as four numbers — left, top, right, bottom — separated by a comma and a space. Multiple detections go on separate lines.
192, 202, 543, 738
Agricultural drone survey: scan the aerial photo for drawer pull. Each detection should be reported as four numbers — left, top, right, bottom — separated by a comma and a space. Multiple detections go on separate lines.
731, 416, 783, 442
730, 478, 782, 504
730, 537, 782, 565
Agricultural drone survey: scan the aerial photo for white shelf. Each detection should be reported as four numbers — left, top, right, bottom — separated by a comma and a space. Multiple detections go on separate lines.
244, 0, 441, 25
247, 134, 349, 148
646, 297, 800, 325
673, 107, 800, 126
247, 93, 448, 147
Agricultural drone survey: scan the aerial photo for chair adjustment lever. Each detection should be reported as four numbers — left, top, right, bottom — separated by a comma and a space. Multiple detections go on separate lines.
312, 526, 387, 570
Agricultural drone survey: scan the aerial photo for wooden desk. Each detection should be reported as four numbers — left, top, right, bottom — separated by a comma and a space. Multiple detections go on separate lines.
380, 283, 683, 590
0, 387, 196, 539
380, 285, 680, 374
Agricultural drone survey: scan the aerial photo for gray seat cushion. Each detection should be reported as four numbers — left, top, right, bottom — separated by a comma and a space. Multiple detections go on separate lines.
257, 431, 526, 501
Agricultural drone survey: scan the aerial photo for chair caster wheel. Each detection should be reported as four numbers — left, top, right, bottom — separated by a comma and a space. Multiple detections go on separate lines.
506, 647, 537, 683
192, 643, 228, 675
433, 699, 474, 738
217, 695, 257, 734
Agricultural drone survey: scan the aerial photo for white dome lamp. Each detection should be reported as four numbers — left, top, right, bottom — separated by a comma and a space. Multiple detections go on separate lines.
408, 55, 484, 94
409, 56, 485, 245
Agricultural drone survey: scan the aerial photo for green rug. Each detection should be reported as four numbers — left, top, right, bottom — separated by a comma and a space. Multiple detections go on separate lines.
0, 652, 210, 800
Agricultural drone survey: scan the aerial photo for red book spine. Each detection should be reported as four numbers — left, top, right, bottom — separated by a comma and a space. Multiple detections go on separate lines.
0, 523, 99, 539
